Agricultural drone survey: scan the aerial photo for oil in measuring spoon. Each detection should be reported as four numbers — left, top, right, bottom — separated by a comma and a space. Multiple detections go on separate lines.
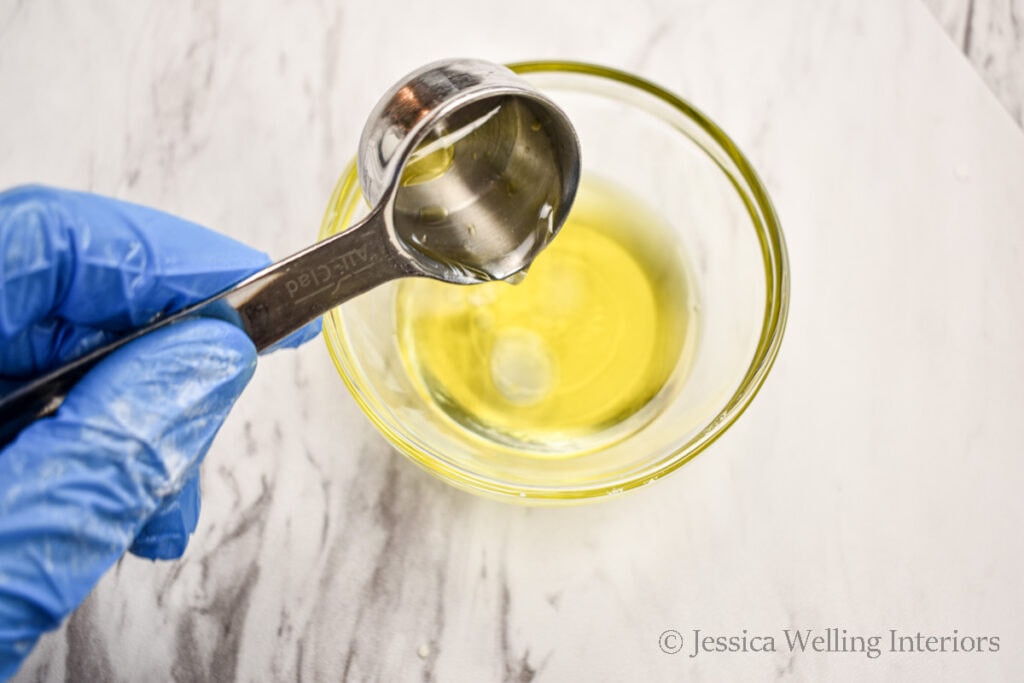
394, 96, 563, 282
395, 175, 697, 452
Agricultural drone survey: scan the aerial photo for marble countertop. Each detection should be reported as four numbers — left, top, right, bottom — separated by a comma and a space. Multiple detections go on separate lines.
3, 0, 1024, 681
924, 0, 1023, 127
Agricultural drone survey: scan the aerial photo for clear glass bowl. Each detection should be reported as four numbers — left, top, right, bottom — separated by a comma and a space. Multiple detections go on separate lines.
318, 62, 789, 503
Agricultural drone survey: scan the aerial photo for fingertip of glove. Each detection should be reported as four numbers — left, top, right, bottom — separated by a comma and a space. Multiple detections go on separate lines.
182, 317, 260, 369
129, 475, 200, 560
109, 317, 258, 384
0, 183, 61, 206
75, 315, 258, 422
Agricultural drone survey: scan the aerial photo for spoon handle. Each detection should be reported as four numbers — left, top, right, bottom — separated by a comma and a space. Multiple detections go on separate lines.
0, 206, 410, 448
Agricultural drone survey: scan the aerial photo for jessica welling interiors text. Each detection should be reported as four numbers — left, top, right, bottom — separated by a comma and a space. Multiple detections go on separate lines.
657, 628, 1001, 659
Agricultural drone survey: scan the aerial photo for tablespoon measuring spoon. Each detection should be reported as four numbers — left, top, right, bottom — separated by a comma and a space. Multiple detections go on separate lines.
0, 58, 581, 446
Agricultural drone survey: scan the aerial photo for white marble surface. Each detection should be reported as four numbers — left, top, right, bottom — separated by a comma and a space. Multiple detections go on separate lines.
2, 0, 1024, 680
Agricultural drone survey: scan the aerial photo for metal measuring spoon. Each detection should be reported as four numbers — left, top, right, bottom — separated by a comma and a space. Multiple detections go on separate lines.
0, 58, 581, 445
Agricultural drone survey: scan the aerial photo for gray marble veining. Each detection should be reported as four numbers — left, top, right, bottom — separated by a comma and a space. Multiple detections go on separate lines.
923, 0, 1024, 125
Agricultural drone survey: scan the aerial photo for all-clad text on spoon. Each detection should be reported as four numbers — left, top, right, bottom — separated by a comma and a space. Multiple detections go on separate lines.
0, 58, 581, 447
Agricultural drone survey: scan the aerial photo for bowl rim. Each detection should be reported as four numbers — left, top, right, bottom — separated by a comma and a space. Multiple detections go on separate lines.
320, 60, 790, 503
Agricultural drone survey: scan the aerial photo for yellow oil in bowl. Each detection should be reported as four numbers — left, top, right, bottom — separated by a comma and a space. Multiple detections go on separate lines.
321, 62, 788, 502
394, 174, 697, 453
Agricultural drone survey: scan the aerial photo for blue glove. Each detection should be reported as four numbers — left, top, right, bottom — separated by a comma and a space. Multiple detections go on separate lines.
0, 185, 321, 680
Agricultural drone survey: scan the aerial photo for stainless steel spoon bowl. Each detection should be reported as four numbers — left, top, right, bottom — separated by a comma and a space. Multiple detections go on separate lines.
361, 58, 580, 282
0, 58, 581, 446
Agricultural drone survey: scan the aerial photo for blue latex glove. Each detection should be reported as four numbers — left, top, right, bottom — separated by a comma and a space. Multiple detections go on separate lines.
0, 185, 320, 680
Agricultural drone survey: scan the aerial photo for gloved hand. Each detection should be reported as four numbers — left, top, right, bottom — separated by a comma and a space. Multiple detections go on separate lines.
0, 185, 320, 681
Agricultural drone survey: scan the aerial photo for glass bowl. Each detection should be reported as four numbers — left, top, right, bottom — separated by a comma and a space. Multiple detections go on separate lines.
318, 61, 789, 503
